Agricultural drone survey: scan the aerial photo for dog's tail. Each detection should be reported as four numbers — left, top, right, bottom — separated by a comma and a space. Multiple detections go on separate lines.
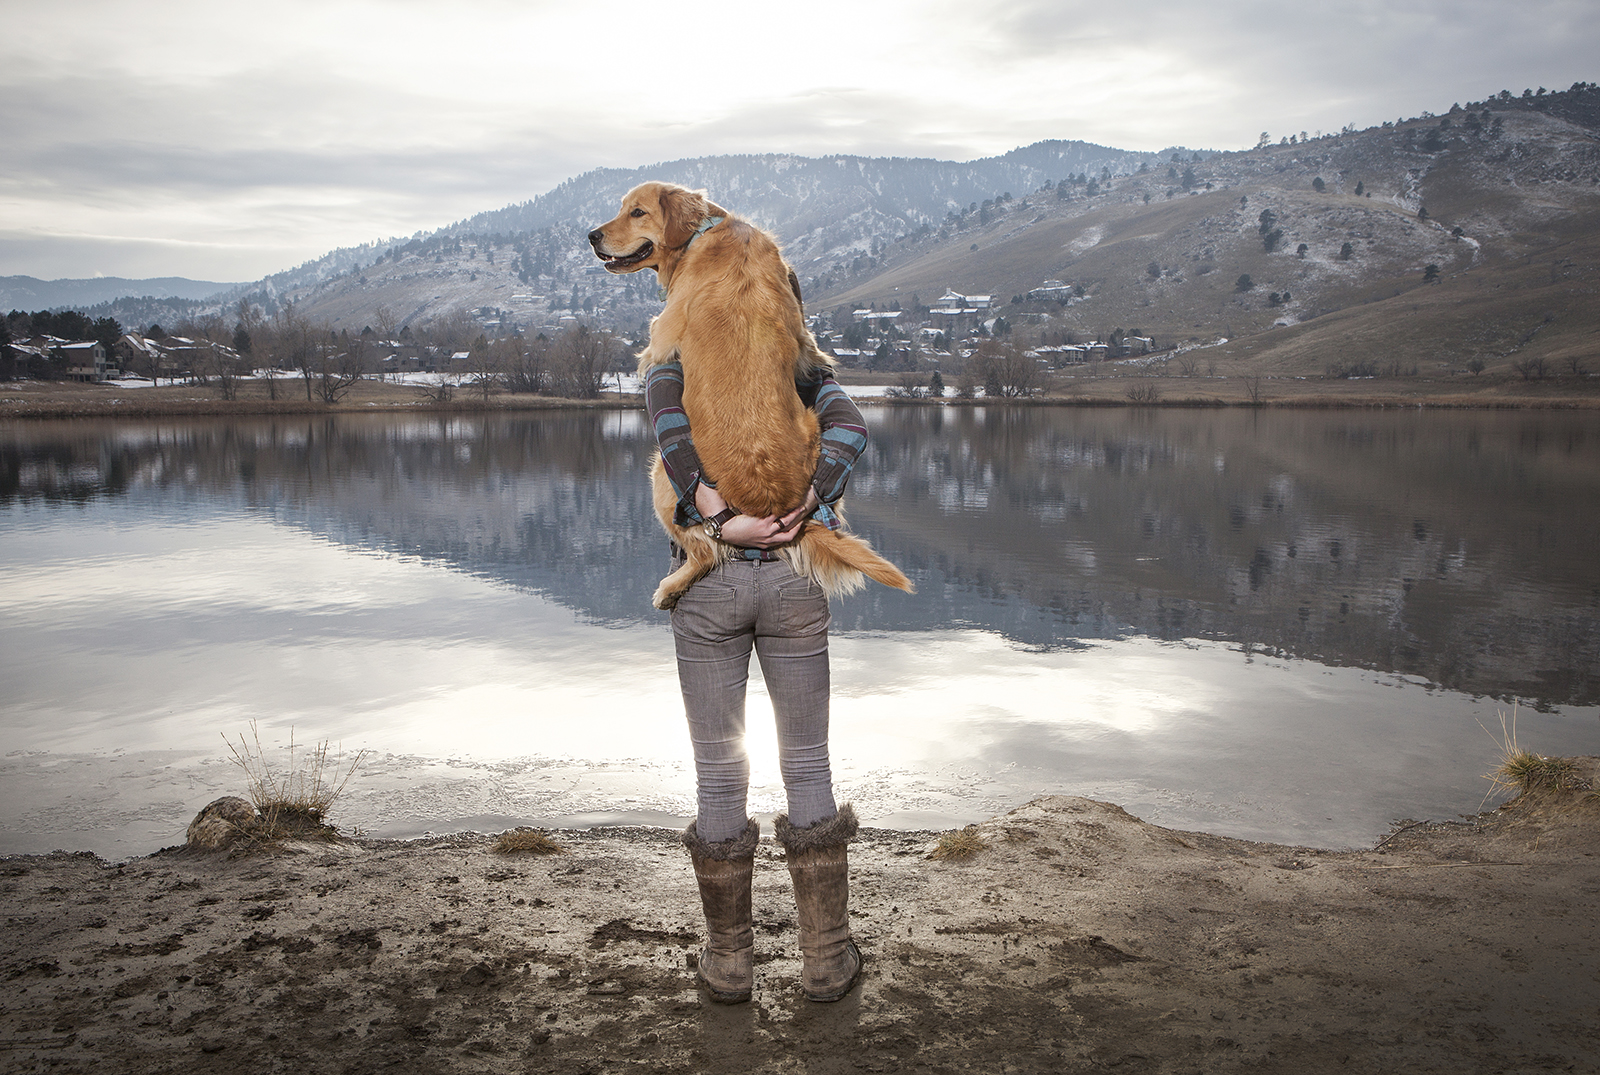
782, 526, 914, 599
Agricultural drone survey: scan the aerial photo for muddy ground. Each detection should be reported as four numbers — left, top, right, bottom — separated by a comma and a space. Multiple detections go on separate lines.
3, 774, 1598, 1075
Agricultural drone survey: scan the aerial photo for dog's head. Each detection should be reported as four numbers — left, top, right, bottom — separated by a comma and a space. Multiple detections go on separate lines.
588, 182, 718, 274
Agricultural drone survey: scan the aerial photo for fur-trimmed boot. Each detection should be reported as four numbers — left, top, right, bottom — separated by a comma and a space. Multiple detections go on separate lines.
682, 817, 760, 1004
775, 804, 863, 1002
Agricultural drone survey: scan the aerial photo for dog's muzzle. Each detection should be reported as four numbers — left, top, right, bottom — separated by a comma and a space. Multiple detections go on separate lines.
589, 230, 654, 272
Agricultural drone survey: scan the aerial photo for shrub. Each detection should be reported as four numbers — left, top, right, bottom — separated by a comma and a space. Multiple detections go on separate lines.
929, 826, 985, 861
224, 722, 367, 842
492, 828, 567, 855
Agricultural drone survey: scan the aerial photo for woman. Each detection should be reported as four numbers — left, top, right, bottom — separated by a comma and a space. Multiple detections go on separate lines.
644, 357, 867, 1004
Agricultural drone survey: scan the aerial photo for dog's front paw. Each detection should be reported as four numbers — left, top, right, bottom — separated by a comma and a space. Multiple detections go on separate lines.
652, 585, 682, 611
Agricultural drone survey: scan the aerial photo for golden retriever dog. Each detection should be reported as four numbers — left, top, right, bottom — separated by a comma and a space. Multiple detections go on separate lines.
589, 181, 913, 610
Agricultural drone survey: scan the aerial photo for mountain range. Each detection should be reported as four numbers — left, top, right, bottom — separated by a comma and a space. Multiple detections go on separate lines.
33, 82, 1600, 378
1, 275, 243, 313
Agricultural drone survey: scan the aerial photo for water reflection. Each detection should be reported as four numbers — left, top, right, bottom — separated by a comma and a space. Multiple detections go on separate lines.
849, 407, 1599, 705
2, 408, 1597, 857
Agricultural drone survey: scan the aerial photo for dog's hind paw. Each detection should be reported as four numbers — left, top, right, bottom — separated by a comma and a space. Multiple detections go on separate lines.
652, 586, 682, 611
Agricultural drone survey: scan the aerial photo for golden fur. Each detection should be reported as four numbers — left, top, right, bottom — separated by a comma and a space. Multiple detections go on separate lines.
589, 181, 913, 610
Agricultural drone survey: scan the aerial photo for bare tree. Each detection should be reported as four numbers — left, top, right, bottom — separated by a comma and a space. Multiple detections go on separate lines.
422, 309, 479, 356
502, 333, 548, 394
373, 304, 398, 341
262, 303, 317, 401
1241, 375, 1266, 404
210, 343, 245, 400
463, 334, 502, 402
178, 314, 246, 394
1511, 356, 1550, 381
416, 377, 457, 403
969, 340, 1044, 397
311, 330, 364, 403
888, 371, 927, 398
252, 305, 294, 400
548, 323, 615, 399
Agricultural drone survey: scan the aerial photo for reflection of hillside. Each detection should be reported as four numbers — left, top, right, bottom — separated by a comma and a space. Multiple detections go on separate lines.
1, 413, 672, 624
4, 409, 1596, 705
843, 408, 1600, 705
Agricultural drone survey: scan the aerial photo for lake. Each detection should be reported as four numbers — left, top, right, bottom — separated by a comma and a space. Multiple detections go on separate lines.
3, 405, 1597, 858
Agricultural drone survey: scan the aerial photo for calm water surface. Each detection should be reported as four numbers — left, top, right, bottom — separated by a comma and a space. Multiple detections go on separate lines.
2, 406, 1597, 858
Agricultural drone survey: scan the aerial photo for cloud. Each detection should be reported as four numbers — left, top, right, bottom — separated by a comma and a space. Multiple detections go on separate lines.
3, 0, 1596, 280
967, 0, 1600, 135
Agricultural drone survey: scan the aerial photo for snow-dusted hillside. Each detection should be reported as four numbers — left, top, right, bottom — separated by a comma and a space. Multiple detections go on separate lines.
43, 82, 1600, 379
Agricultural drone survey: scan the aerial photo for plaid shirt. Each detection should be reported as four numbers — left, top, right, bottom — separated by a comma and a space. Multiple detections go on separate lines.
643, 361, 868, 533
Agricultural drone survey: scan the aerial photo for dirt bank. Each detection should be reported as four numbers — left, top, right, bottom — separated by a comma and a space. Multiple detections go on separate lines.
4, 374, 1599, 419
3, 772, 1598, 1074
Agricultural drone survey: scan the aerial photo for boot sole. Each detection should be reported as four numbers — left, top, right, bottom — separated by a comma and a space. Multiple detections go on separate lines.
802, 940, 864, 1003
697, 969, 752, 1005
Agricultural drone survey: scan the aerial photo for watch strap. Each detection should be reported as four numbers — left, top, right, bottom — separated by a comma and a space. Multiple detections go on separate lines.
705, 507, 738, 539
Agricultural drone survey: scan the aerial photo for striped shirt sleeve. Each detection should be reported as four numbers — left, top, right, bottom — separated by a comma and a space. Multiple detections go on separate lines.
645, 362, 869, 530
798, 372, 868, 508
643, 361, 707, 525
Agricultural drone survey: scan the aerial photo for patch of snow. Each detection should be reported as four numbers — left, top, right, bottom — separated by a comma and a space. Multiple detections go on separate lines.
1066, 226, 1103, 255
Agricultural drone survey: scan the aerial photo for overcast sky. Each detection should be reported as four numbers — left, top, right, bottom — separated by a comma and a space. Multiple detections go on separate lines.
3, 0, 1595, 283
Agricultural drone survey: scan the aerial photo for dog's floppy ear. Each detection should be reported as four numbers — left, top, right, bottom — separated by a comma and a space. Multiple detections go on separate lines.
658, 185, 711, 249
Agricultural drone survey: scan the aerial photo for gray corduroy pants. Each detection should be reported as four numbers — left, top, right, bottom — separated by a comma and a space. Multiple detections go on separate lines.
671, 557, 837, 843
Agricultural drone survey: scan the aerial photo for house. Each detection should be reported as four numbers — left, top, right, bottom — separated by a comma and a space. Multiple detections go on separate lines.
4, 335, 117, 381
932, 289, 992, 311
2, 338, 51, 375
60, 341, 112, 381
382, 353, 422, 375
116, 333, 160, 367
1027, 280, 1075, 301
156, 337, 225, 381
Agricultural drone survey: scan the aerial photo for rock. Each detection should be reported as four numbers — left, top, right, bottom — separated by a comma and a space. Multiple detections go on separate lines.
186, 797, 258, 851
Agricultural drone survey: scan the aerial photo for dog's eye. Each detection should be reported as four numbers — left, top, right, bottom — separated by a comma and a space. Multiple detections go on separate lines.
630, 208, 646, 218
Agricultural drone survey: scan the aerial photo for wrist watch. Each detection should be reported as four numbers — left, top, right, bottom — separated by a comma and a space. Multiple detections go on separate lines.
703, 508, 738, 541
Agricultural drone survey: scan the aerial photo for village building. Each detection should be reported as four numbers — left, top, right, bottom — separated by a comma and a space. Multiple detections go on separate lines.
59, 341, 112, 381
1027, 280, 1075, 301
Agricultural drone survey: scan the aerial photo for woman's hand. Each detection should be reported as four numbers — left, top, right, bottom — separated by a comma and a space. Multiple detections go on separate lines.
694, 482, 820, 550
718, 513, 800, 549
778, 486, 821, 531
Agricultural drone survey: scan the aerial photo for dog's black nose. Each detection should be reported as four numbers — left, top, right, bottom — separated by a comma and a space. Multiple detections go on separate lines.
587, 228, 604, 247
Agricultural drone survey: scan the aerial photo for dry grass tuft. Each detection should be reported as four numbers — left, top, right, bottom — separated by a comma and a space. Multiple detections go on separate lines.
929, 825, 986, 861
1481, 704, 1583, 801
224, 722, 368, 842
491, 828, 567, 855
1495, 752, 1582, 795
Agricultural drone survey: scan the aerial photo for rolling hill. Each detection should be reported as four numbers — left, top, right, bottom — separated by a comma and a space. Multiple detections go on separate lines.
55, 83, 1600, 384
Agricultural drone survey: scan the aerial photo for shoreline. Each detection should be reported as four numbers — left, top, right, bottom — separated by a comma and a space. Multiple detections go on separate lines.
3, 770, 1597, 1074
4, 377, 1600, 420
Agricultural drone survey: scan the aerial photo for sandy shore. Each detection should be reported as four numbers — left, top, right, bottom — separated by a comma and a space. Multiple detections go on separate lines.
3, 769, 1597, 1075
